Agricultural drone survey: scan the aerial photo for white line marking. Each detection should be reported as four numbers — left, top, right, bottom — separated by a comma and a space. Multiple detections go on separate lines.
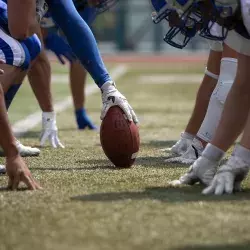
138, 74, 203, 84
13, 64, 129, 137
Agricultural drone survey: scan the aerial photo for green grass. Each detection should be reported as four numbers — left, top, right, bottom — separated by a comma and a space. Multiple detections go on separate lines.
1, 61, 250, 250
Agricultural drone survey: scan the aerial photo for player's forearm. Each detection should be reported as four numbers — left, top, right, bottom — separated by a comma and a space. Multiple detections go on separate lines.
8, 0, 37, 40
0, 85, 18, 158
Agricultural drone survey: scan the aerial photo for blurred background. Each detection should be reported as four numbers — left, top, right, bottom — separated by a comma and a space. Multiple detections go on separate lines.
92, 0, 209, 54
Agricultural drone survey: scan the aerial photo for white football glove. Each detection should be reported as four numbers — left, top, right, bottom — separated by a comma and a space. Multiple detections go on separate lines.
202, 156, 249, 195
40, 112, 64, 148
100, 81, 138, 124
36, 0, 48, 23
170, 156, 218, 186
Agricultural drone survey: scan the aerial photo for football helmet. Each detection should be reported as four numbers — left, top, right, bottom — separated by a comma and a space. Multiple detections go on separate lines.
151, 0, 201, 48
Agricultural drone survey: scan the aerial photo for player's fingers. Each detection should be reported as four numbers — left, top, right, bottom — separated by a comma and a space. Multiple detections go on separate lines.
202, 182, 215, 195
40, 131, 50, 146
22, 175, 36, 190
214, 178, 225, 195
130, 108, 139, 124
30, 175, 43, 190
50, 134, 57, 148
118, 105, 132, 122
12, 173, 21, 190
33, 181, 43, 190
100, 104, 109, 120
225, 178, 234, 194
55, 136, 65, 149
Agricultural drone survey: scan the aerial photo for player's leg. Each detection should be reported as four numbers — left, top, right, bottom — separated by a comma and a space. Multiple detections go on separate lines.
0, 34, 42, 157
171, 32, 250, 190
164, 43, 222, 156
27, 24, 64, 148
167, 43, 238, 164
70, 6, 97, 130
69, 60, 97, 130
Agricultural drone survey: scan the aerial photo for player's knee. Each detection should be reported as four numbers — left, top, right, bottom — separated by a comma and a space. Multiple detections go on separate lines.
212, 57, 238, 104
22, 34, 42, 61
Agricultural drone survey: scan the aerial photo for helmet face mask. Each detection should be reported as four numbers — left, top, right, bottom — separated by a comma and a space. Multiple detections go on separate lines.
164, 8, 201, 48
151, 0, 203, 48
163, 0, 239, 42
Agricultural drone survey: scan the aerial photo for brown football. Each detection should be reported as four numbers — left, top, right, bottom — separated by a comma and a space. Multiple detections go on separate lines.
100, 106, 140, 168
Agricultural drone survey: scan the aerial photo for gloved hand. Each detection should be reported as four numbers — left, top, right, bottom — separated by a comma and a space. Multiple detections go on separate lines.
100, 81, 138, 124
36, 0, 48, 23
44, 32, 76, 64
40, 112, 64, 148
202, 156, 249, 195
170, 155, 218, 186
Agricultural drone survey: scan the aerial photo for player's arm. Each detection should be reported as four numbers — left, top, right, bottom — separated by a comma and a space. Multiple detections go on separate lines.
0, 67, 41, 190
7, 0, 37, 40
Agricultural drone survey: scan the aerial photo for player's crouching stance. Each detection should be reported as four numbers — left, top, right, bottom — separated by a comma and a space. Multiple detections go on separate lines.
150, 0, 239, 165
44, 0, 137, 125
0, 1, 44, 161
0, 74, 41, 190
168, 0, 250, 195
0, 0, 43, 190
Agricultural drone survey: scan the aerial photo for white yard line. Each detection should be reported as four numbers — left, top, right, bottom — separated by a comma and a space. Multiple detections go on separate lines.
138, 74, 203, 85
13, 64, 129, 137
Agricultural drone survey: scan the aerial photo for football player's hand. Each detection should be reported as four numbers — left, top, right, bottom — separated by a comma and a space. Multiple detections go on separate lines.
44, 32, 76, 64
202, 157, 249, 195
40, 112, 64, 148
6, 155, 42, 190
170, 156, 217, 186
100, 81, 138, 124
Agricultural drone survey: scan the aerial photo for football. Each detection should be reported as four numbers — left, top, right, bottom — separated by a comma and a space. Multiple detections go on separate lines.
100, 106, 140, 168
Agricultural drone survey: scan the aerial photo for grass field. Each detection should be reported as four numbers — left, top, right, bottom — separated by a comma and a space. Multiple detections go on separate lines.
1, 57, 250, 250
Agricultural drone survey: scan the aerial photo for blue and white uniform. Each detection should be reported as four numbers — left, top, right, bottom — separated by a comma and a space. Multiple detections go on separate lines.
0, 0, 41, 70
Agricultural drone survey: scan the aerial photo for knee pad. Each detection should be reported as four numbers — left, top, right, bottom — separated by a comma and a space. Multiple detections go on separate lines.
207, 40, 223, 52
22, 34, 42, 61
197, 57, 238, 142
212, 58, 238, 104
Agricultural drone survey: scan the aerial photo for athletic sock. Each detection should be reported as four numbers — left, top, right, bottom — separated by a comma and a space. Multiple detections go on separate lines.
75, 108, 97, 130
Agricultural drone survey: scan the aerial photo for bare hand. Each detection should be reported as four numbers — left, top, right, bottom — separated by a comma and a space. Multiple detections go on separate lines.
6, 155, 42, 190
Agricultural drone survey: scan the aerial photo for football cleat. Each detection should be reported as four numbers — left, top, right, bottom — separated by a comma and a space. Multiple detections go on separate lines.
0, 139, 40, 157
